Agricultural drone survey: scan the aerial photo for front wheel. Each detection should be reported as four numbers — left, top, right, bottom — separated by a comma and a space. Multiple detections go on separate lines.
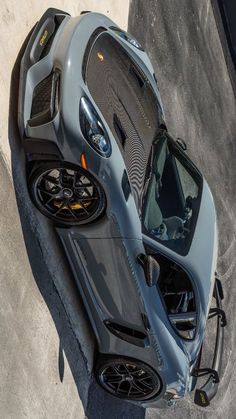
95, 356, 162, 401
28, 161, 106, 225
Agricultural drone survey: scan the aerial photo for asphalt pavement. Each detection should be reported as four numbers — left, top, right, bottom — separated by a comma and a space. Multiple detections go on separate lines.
129, 0, 236, 418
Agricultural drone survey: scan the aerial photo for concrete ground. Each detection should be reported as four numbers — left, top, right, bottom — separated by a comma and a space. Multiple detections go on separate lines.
1, 0, 236, 418
0, 0, 129, 166
0, 153, 86, 418
1, 2, 130, 419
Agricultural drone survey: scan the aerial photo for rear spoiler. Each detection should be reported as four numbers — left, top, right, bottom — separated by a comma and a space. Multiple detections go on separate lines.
193, 275, 226, 407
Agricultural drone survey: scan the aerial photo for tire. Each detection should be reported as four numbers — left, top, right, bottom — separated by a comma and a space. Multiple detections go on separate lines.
95, 355, 162, 401
28, 161, 106, 225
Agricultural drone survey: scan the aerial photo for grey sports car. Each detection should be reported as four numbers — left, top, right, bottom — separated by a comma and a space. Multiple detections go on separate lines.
18, 8, 226, 408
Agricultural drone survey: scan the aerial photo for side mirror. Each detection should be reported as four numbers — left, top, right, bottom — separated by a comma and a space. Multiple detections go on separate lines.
137, 254, 160, 287
176, 137, 187, 151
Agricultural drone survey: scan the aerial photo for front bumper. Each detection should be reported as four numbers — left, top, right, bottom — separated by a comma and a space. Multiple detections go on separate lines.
18, 7, 71, 161
18, 8, 112, 158
18, 8, 69, 137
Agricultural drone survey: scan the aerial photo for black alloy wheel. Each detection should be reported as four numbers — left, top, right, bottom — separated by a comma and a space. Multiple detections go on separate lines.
96, 357, 162, 401
28, 162, 106, 225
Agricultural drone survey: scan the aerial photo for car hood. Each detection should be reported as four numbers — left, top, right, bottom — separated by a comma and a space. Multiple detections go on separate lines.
85, 30, 163, 208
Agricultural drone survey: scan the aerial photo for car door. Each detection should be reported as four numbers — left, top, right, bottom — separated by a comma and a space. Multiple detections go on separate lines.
58, 226, 148, 330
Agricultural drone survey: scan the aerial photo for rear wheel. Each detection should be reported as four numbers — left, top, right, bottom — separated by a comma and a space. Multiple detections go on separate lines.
96, 356, 162, 401
28, 161, 106, 225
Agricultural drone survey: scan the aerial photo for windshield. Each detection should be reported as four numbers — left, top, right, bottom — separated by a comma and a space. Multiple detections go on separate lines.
142, 134, 202, 254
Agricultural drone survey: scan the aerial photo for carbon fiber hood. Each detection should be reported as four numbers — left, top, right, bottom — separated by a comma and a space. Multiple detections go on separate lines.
85, 32, 163, 207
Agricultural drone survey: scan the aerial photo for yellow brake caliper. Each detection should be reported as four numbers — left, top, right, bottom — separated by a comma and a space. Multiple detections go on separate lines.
53, 200, 91, 209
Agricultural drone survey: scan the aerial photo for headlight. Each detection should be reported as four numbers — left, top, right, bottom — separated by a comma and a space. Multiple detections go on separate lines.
80, 97, 111, 157
110, 26, 143, 50
159, 261, 197, 340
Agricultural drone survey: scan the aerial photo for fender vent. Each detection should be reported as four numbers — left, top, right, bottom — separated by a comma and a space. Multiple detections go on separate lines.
29, 70, 60, 126
104, 321, 149, 348
121, 170, 131, 201
113, 114, 127, 148
129, 65, 145, 88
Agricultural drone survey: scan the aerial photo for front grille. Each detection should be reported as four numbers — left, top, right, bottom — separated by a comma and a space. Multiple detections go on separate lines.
29, 71, 60, 126
31, 73, 54, 117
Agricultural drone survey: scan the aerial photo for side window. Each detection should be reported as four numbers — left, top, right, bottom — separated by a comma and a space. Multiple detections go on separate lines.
158, 257, 195, 315
144, 245, 196, 313
175, 158, 198, 200
144, 244, 197, 340
142, 135, 202, 255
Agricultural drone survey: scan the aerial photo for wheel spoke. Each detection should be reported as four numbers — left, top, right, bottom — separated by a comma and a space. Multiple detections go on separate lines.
104, 371, 119, 377
85, 187, 93, 197
132, 380, 146, 394
75, 184, 93, 195
67, 203, 77, 219
78, 201, 90, 215
116, 381, 123, 394
132, 369, 145, 376
38, 188, 56, 197
60, 169, 73, 187
43, 174, 60, 186
54, 200, 66, 215
112, 365, 122, 375
78, 196, 98, 202
128, 382, 134, 397
74, 190, 91, 201
138, 378, 153, 389
45, 196, 55, 206
138, 374, 151, 382
73, 171, 78, 188
123, 364, 132, 375
58, 169, 63, 184
106, 377, 122, 384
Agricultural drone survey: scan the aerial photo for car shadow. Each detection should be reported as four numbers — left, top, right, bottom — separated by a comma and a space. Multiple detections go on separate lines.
8, 28, 145, 419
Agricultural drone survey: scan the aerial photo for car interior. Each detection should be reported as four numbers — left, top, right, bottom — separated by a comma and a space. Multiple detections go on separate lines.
144, 245, 197, 338
143, 136, 199, 251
